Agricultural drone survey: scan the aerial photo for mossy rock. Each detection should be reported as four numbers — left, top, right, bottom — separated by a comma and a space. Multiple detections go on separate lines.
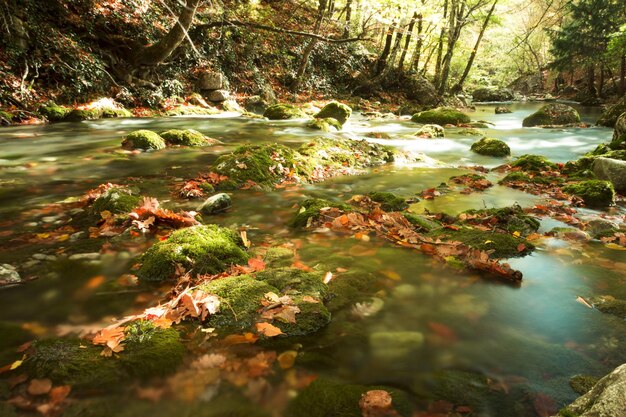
90, 186, 140, 215
263, 104, 307, 120
0, 110, 12, 124
415, 124, 445, 138
456, 128, 484, 136
160, 129, 219, 147
306, 118, 342, 132
213, 143, 313, 187
39, 103, 70, 122
298, 137, 395, 170
314, 101, 352, 125
165, 105, 220, 116
470, 137, 511, 157
101, 108, 132, 118
255, 268, 328, 298
368, 191, 409, 212
597, 96, 626, 127
563, 180, 615, 207
411, 107, 471, 125
403, 213, 442, 232
326, 271, 379, 312
290, 198, 353, 228
137, 225, 248, 282
122, 130, 167, 151
286, 377, 412, 417
460, 205, 540, 236
275, 297, 331, 337
588, 295, 626, 318
510, 154, 557, 172
66, 108, 103, 121
499, 171, 532, 184
569, 374, 599, 395
429, 227, 535, 258
262, 247, 295, 268
522, 104, 580, 127
200, 275, 276, 331
610, 112, 626, 150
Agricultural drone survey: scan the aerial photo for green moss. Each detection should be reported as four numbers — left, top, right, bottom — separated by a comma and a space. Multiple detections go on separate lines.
460, 206, 540, 236
0, 110, 12, 123
66, 108, 103, 121
213, 143, 313, 187
122, 130, 167, 151
597, 97, 626, 127
403, 213, 442, 232
263, 247, 295, 268
510, 154, 557, 172
160, 129, 218, 147
314, 102, 352, 125
120, 321, 184, 378
470, 137, 511, 157
411, 107, 471, 125
558, 409, 580, 417
255, 268, 328, 298
368, 191, 409, 212
101, 108, 132, 118
263, 104, 307, 120
90, 187, 140, 215
587, 143, 611, 156
456, 128, 484, 136
39, 103, 70, 122
290, 198, 353, 228
25, 338, 126, 389
137, 225, 248, 282
298, 137, 395, 170
165, 105, 220, 116
569, 374, 599, 395
275, 297, 331, 336
429, 227, 535, 258
287, 378, 412, 417
588, 296, 626, 317
200, 275, 276, 331
306, 118, 342, 132
522, 104, 580, 127
326, 271, 379, 312
563, 180, 615, 207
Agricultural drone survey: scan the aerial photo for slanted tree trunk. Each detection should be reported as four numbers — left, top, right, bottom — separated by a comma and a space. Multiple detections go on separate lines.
433, 0, 449, 87
451, 0, 498, 93
620, 55, 625, 96
374, 23, 395, 76
438, 0, 465, 94
398, 12, 418, 70
386, 19, 405, 70
132, 0, 201, 66
411, 13, 424, 70
292, 0, 327, 92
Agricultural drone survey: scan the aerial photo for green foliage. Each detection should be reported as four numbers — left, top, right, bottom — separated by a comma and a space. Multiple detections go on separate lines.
470, 137, 511, 157
137, 225, 248, 282
121, 130, 167, 151
563, 180, 615, 207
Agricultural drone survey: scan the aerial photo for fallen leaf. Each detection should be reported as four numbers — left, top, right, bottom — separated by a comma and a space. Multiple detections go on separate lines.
255, 322, 284, 337
277, 350, 298, 369
27, 378, 52, 396
49, 385, 71, 403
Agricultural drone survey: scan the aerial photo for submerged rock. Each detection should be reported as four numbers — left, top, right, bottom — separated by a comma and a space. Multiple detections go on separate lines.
563, 180, 615, 207
0, 264, 21, 285
314, 101, 352, 125
369, 331, 424, 362
415, 124, 445, 138
368, 191, 409, 212
569, 375, 600, 395
555, 363, 626, 417
137, 225, 248, 282
472, 87, 514, 102
589, 295, 626, 318
198, 193, 231, 215
290, 198, 353, 228
411, 107, 471, 125
121, 130, 166, 151
470, 137, 511, 157
428, 227, 535, 258
495, 106, 512, 114
548, 227, 591, 241
159, 129, 219, 147
522, 103, 580, 127
586, 219, 619, 239
263, 104, 307, 120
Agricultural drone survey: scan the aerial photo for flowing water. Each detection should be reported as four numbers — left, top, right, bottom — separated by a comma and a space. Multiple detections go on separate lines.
0, 102, 625, 416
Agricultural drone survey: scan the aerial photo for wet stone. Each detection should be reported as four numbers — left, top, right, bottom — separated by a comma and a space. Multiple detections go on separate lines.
0, 264, 21, 284
198, 193, 232, 215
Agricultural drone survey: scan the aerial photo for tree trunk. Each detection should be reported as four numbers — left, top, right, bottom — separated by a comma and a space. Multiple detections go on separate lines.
375, 23, 395, 76
292, 0, 327, 92
398, 12, 418, 70
451, 0, 498, 93
411, 13, 424, 71
386, 20, 405, 70
438, 0, 465, 94
344, 0, 352, 37
587, 65, 597, 97
433, 0, 449, 87
132, 0, 201, 66
619, 55, 626, 96
598, 66, 605, 97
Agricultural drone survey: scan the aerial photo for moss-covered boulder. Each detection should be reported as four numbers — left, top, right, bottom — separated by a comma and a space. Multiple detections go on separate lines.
160, 129, 220, 147
415, 124, 444, 138
101, 108, 132, 118
66, 108, 103, 121
39, 103, 70, 122
137, 225, 248, 282
306, 118, 342, 132
472, 87, 514, 102
456, 128, 484, 136
609, 112, 626, 150
165, 105, 220, 116
255, 268, 328, 298
90, 186, 140, 215
290, 198, 353, 228
570, 375, 600, 395
368, 192, 409, 212
461, 206, 540, 236
597, 96, 626, 127
411, 107, 471, 125
298, 137, 395, 170
429, 227, 535, 258
263, 104, 307, 120
510, 154, 557, 172
314, 101, 352, 125
563, 180, 615, 207
470, 137, 511, 157
287, 378, 412, 417
213, 143, 313, 187
25, 326, 183, 389
275, 297, 331, 336
403, 213, 442, 232
122, 130, 167, 151
588, 295, 626, 318
522, 103, 580, 127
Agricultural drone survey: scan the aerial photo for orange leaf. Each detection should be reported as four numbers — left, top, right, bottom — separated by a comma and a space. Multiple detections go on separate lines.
49, 385, 71, 404
27, 378, 52, 396
255, 322, 284, 337
247, 258, 266, 272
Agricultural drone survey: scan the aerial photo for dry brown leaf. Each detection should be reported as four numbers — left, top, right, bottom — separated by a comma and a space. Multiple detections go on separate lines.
27, 378, 52, 396
255, 322, 284, 337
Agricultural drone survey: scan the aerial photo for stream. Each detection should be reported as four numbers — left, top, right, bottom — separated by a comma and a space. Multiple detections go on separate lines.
0, 102, 625, 416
